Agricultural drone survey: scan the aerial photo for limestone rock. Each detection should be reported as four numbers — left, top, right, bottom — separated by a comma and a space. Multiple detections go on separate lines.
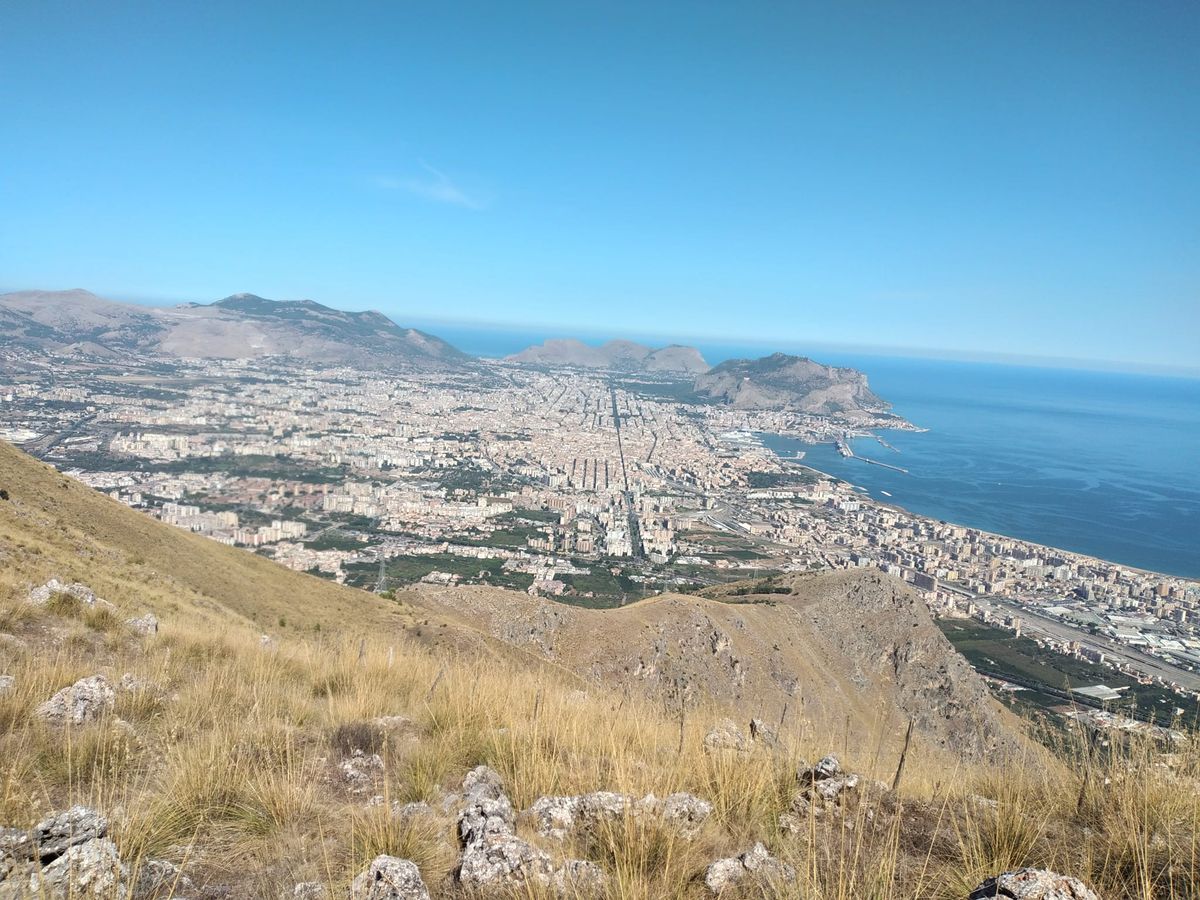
969, 868, 1101, 900
461, 765, 506, 802
289, 883, 326, 900
29, 837, 128, 899
35, 676, 115, 727
749, 717, 778, 746
526, 790, 711, 842
657, 792, 713, 836
340, 750, 385, 793
125, 614, 159, 636
28, 579, 109, 608
455, 768, 608, 897
458, 831, 556, 890
349, 856, 430, 900
33, 806, 109, 858
132, 858, 196, 898
703, 718, 752, 753
704, 842, 795, 894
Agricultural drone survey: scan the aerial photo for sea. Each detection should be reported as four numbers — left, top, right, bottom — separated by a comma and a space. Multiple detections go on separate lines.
422, 322, 1200, 579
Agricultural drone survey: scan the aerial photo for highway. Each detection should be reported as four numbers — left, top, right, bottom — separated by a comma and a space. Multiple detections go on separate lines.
944, 584, 1200, 692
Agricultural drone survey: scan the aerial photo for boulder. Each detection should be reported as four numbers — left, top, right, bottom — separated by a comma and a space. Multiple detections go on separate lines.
461, 765, 506, 802
125, 614, 159, 636
28, 579, 107, 608
28, 838, 128, 899
749, 717, 778, 746
657, 792, 713, 836
0, 675, 13, 696
458, 831, 557, 890
35, 676, 115, 727
969, 868, 1101, 900
526, 790, 711, 841
704, 842, 795, 894
454, 768, 608, 897
33, 806, 109, 858
349, 856, 430, 900
703, 719, 752, 753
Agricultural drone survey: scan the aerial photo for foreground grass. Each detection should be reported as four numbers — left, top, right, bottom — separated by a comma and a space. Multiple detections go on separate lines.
1, 584, 1198, 900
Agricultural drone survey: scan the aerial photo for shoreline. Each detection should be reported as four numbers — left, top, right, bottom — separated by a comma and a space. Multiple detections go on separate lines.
758, 432, 1200, 585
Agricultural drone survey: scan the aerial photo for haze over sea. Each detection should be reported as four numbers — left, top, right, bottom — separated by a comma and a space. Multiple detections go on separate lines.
430, 322, 1200, 579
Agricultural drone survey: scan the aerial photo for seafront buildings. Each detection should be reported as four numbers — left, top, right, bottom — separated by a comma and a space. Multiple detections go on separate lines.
2, 355, 1198, 699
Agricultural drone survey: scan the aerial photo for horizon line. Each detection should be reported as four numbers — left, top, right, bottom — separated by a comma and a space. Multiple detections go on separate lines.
4, 284, 1197, 380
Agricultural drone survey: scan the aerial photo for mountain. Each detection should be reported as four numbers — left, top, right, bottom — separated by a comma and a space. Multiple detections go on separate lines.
0, 289, 465, 369
692, 352, 889, 413
508, 338, 710, 374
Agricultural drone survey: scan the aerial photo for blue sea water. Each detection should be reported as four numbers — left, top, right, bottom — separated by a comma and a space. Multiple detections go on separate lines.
758, 359, 1200, 579
424, 322, 1200, 578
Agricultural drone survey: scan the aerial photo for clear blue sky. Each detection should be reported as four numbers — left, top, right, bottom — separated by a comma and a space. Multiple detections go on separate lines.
1, 1, 1197, 371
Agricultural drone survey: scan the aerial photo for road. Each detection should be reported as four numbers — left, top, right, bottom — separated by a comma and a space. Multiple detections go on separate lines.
945, 584, 1200, 692
608, 383, 644, 558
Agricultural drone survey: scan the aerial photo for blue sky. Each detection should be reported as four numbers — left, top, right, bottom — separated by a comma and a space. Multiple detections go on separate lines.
1, 1, 1197, 371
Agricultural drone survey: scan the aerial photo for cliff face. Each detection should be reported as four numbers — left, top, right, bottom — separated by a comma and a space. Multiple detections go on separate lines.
692, 352, 888, 413
407, 569, 1021, 763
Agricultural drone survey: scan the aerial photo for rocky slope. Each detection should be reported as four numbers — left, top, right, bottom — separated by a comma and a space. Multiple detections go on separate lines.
406, 569, 1020, 762
0, 290, 465, 370
692, 352, 888, 413
507, 338, 710, 374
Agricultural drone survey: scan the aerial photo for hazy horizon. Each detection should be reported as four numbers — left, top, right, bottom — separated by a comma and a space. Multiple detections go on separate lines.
2, 2, 1197, 374
5, 282, 1197, 379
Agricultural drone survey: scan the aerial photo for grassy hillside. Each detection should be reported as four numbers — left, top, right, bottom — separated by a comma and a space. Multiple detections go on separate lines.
1, 442, 1198, 898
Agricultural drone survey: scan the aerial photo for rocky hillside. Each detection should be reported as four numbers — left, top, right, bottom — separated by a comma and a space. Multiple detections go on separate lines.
0, 290, 465, 371
692, 352, 888, 413
0, 441, 1192, 899
408, 570, 1019, 762
507, 339, 710, 374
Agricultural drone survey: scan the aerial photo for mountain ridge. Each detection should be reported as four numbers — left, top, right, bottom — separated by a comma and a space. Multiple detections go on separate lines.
693, 351, 889, 414
507, 338, 711, 374
0, 289, 465, 370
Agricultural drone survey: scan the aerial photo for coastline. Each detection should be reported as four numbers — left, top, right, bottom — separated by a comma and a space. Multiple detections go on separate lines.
759, 433, 1198, 585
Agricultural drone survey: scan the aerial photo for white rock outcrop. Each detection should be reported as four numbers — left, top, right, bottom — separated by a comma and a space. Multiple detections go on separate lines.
349, 855, 430, 900
34, 676, 115, 727
704, 842, 795, 894
969, 868, 1101, 900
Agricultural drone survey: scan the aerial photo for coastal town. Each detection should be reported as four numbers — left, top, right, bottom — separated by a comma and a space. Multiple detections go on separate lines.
3, 354, 1198, 715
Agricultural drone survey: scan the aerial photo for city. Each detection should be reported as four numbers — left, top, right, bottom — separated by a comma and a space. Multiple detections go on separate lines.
3, 353, 1197, 721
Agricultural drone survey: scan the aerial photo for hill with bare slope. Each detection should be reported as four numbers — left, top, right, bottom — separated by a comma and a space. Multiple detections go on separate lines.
0, 290, 465, 371
404, 570, 1022, 763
